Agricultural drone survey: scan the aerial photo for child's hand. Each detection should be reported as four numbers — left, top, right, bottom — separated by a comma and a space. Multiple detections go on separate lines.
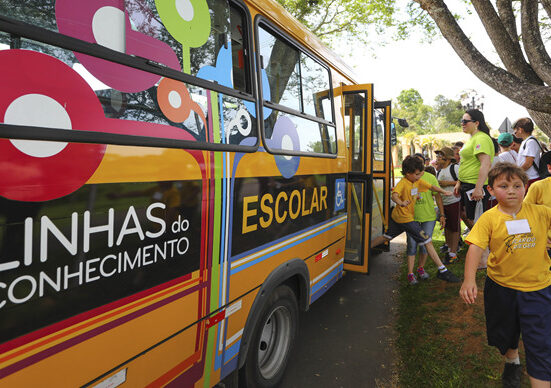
400, 200, 410, 207
459, 281, 478, 304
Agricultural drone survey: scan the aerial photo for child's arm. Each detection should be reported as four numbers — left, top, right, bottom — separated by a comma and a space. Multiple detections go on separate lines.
391, 192, 410, 207
438, 179, 456, 187
435, 193, 445, 229
430, 184, 452, 196
459, 244, 483, 304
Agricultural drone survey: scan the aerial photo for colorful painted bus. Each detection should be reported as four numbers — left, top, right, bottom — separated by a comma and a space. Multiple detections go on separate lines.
0, 0, 392, 386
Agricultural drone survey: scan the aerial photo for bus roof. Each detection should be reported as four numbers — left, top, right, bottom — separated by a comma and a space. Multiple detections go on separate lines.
246, 0, 359, 84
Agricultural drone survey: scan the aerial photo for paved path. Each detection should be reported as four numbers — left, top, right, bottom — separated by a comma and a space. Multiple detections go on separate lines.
281, 234, 405, 388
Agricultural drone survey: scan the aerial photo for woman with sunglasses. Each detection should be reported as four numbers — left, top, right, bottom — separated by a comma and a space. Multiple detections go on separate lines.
453, 109, 495, 230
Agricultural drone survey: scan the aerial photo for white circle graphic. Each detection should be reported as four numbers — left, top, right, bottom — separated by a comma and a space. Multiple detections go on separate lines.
281, 134, 294, 160
92, 6, 126, 53
5, 94, 72, 158
176, 0, 194, 21
168, 90, 182, 109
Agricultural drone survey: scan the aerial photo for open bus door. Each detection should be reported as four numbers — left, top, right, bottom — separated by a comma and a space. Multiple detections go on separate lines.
339, 84, 392, 274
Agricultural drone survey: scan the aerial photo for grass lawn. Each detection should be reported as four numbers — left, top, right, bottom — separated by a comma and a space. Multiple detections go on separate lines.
396, 225, 530, 387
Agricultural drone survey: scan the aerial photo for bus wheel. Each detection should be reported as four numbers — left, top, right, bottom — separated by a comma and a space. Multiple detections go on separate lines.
240, 285, 298, 388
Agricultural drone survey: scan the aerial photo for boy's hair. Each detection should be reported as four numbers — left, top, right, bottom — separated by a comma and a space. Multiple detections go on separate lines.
413, 152, 425, 162
454, 141, 464, 148
488, 162, 528, 187
401, 155, 424, 175
424, 166, 436, 176
513, 117, 534, 134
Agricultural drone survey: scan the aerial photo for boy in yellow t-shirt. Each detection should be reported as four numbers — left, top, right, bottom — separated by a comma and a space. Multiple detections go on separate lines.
524, 160, 551, 257
460, 162, 551, 388
372, 156, 460, 283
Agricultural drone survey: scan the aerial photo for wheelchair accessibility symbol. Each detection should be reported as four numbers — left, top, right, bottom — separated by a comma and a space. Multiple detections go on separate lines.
334, 178, 346, 211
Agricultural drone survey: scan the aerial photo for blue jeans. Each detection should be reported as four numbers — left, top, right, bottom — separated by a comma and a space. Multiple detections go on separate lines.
406, 220, 436, 256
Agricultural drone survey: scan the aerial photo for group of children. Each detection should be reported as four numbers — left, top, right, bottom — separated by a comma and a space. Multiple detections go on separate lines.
376, 138, 551, 386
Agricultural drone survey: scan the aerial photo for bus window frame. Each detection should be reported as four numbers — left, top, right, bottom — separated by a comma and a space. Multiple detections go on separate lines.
253, 16, 337, 159
372, 107, 386, 171
0, 0, 261, 153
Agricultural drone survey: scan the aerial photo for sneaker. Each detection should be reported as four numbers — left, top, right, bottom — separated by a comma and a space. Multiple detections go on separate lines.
436, 269, 460, 283
407, 273, 418, 285
417, 267, 430, 280
447, 254, 459, 264
502, 363, 522, 388
439, 244, 448, 253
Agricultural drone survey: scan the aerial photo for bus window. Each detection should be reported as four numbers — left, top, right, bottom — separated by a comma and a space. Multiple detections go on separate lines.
373, 109, 385, 163
0, 32, 257, 145
258, 26, 301, 111
264, 111, 335, 154
301, 55, 331, 122
0, 0, 251, 94
258, 23, 336, 156
230, 2, 250, 93
344, 93, 366, 171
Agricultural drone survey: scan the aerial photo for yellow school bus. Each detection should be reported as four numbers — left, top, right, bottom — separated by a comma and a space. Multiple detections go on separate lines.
0, 0, 392, 386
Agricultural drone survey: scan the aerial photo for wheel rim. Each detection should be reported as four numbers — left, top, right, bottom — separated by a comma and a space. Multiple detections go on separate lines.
257, 305, 292, 380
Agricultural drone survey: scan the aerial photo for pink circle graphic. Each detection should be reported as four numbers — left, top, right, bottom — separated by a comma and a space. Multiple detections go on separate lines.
0, 50, 107, 202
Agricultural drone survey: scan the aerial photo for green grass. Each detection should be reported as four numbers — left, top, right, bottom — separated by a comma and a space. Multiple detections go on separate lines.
396, 225, 530, 387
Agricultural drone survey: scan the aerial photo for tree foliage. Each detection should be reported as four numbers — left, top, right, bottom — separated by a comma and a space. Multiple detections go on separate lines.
275, 0, 396, 44
279, 0, 551, 137
409, 0, 551, 136
393, 89, 463, 135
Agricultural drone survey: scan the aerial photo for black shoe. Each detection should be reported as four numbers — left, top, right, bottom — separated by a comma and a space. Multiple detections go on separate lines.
502, 363, 522, 388
439, 244, 448, 253
436, 269, 460, 283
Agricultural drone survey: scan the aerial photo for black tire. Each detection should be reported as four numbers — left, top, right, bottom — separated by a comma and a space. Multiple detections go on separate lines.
239, 285, 299, 388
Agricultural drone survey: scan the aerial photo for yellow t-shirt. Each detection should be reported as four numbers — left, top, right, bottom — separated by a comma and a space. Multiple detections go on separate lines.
458, 131, 495, 184
524, 177, 551, 248
391, 178, 432, 223
466, 203, 551, 291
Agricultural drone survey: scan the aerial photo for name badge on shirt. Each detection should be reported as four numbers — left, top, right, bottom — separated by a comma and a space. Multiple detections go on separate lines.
410, 188, 418, 196
505, 219, 531, 235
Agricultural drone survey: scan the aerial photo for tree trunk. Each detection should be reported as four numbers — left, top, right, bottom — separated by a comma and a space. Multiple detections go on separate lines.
527, 109, 551, 140
414, 0, 551, 138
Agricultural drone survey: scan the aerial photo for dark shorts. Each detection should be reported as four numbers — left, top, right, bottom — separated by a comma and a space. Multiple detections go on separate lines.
459, 182, 490, 221
443, 201, 460, 233
384, 217, 431, 246
484, 277, 551, 380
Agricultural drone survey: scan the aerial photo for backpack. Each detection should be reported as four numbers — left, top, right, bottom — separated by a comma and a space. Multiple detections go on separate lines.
522, 137, 551, 179
437, 163, 458, 181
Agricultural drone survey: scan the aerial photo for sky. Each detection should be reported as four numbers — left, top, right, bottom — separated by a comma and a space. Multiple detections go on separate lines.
344, 5, 529, 132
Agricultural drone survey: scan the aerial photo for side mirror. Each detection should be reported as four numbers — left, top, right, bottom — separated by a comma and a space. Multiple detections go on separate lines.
390, 123, 397, 146
398, 118, 409, 128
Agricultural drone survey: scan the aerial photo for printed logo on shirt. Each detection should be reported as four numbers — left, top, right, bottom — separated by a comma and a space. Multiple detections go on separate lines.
475, 144, 481, 150
504, 233, 536, 253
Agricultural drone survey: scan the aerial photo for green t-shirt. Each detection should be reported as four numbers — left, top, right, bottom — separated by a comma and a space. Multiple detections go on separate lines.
414, 172, 439, 222
458, 131, 495, 184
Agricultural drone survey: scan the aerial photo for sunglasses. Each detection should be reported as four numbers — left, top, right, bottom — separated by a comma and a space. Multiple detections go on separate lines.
461, 119, 476, 125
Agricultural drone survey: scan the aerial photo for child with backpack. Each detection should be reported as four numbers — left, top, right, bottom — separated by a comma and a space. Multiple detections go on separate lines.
435, 147, 461, 264
513, 117, 549, 191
